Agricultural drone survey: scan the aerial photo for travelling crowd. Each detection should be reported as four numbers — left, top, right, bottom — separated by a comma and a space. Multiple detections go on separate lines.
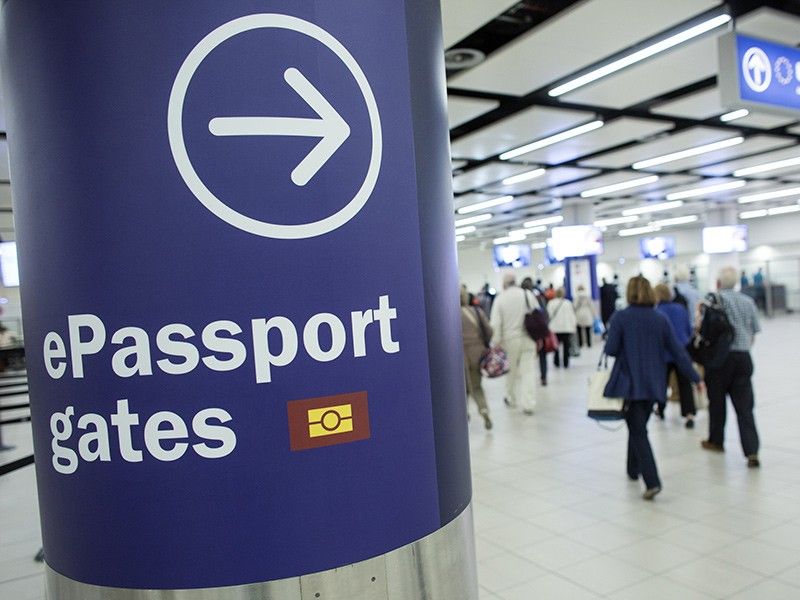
460, 265, 761, 501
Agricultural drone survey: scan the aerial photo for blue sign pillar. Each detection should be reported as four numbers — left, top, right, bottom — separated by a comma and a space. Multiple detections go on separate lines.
0, 2, 477, 598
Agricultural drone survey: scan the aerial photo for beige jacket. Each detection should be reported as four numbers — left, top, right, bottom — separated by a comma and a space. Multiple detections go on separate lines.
461, 305, 493, 367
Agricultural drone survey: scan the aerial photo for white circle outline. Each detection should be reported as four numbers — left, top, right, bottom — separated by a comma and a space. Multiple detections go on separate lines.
742, 46, 771, 93
167, 14, 382, 240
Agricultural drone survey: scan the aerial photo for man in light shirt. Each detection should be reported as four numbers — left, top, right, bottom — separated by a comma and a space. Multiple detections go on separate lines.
490, 274, 537, 415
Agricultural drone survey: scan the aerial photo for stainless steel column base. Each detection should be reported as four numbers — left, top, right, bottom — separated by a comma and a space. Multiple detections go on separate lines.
45, 504, 477, 600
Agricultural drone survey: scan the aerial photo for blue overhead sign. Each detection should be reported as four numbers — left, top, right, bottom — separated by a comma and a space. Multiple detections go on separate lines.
720, 33, 800, 115
0, 0, 470, 591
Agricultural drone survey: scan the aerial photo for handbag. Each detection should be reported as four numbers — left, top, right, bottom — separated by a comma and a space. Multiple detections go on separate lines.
480, 347, 509, 378
523, 292, 549, 341
587, 354, 625, 421
593, 317, 605, 335
542, 330, 558, 353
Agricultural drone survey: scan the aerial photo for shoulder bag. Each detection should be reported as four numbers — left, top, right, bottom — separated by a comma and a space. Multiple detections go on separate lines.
587, 354, 625, 421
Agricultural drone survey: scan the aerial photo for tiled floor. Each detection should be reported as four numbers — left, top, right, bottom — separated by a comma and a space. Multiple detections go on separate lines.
2, 316, 800, 599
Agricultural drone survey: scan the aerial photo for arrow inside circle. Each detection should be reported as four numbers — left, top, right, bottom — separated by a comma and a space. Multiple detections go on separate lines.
209, 67, 351, 186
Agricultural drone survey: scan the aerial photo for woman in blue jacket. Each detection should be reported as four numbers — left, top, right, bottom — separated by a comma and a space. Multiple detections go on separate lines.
604, 276, 703, 500
654, 283, 696, 428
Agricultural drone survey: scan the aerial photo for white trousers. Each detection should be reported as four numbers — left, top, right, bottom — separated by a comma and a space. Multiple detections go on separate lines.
503, 336, 537, 411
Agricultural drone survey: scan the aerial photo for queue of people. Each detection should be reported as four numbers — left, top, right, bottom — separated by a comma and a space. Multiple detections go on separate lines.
460, 265, 762, 501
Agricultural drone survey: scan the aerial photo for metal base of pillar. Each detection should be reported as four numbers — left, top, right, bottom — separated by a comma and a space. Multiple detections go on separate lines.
45, 504, 477, 600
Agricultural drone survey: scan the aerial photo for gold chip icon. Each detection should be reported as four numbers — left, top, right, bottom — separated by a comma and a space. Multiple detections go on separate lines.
307, 404, 354, 438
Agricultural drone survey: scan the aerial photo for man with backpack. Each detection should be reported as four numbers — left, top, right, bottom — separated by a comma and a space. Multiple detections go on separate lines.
700, 267, 762, 468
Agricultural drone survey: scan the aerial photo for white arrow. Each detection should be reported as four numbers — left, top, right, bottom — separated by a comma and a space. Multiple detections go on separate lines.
747, 53, 768, 86
209, 67, 351, 186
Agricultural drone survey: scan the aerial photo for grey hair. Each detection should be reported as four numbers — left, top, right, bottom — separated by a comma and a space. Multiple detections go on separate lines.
718, 266, 738, 290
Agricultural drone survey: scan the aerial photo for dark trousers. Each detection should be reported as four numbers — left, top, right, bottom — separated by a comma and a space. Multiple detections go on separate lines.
666, 362, 696, 417
626, 400, 661, 489
576, 326, 592, 348
706, 351, 760, 456
538, 347, 547, 382
553, 333, 571, 368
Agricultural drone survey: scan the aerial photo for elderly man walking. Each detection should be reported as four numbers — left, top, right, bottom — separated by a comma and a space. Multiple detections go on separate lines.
702, 266, 762, 468
490, 274, 537, 415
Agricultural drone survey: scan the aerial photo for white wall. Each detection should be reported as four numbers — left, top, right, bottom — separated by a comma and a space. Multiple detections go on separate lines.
458, 212, 800, 308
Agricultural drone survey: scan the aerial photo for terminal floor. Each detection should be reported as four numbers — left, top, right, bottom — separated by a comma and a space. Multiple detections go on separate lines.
2, 316, 800, 599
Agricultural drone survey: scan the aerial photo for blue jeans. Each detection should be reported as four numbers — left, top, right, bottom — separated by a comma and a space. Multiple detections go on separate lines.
625, 400, 661, 489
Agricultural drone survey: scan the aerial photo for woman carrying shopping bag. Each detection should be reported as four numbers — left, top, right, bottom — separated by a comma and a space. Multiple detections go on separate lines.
604, 276, 704, 500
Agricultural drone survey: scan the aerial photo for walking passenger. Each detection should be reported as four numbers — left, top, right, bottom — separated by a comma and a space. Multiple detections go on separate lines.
654, 284, 696, 428
702, 267, 762, 468
490, 274, 537, 415
573, 285, 595, 348
460, 288, 493, 430
604, 276, 703, 500
547, 288, 577, 369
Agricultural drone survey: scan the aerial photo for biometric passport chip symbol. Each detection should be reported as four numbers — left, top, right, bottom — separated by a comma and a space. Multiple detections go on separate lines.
287, 392, 370, 451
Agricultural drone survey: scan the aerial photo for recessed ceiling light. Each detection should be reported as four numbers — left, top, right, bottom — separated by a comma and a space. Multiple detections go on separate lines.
733, 156, 800, 178
622, 200, 683, 216
720, 108, 749, 122
499, 121, 604, 161
454, 213, 492, 227
509, 225, 547, 237
548, 13, 731, 97
738, 186, 800, 204
593, 215, 640, 228
501, 169, 546, 186
665, 180, 746, 201
618, 225, 661, 237
523, 215, 564, 228
581, 175, 659, 198
456, 196, 512, 215
650, 215, 699, 227
632, 137, 744, 170
455, 225, 476, 235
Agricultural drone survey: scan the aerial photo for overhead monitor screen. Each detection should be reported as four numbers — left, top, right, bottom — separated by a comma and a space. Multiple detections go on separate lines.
702, 225, 748, 254
639, 236, 676, 260
493, 244, 531, 269
550, 225, 604, 259
0, 242, 19, 287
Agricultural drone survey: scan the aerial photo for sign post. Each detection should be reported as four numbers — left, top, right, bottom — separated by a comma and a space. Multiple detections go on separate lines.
0, 2, 477, 598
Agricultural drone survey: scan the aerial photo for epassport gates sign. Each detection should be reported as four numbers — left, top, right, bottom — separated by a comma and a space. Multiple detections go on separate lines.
1, 1, 470, 591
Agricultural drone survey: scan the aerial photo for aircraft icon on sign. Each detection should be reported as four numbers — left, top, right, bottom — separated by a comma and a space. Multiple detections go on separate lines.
209, 68, 351, 187
742, 46, 771, 93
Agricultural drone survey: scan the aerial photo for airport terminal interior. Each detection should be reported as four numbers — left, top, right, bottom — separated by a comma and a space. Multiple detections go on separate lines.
5, 0, 800, 598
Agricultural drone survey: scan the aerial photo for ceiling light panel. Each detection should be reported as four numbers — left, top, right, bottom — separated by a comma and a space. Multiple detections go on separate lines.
455, 213, 493, 227
456, 195, 513, 215
694, 145, 800, 178
441, 0, 520, 47
450, 106, 591, 161
638, 135, 792, 174
632, 137, 744, 170
482, 167, 600, 195
504, 117, 673, 165
738, 187, 800, 204
664, 179, 745, 201
734, 156, 800, 178
447, 96, 500, 130
622, 200, 684, 216
560, 35, 720, 108
619, 225, 662, 237
720, 109, 749, 122
580, 127, 734, 170
447, 0, 718, 96
523, 215, 563, 228
452, 163, 531, 193
594, 215, 639, 227
650, 215, 699, 227
499, 120, 604, 161
581, 175, 659, 198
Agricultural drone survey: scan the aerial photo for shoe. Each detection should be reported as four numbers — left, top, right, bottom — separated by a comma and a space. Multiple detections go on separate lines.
655, 405, 665, 420
747, 455, 760, 468
523, 409, 534, 416
540, 378, 547, 386
685, 418, 695, 429
701, 440, 725, 452
482, 413, 493, 430
627, 473, 639, 481
643, 487, 662, 501
503, 397, 511, 408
